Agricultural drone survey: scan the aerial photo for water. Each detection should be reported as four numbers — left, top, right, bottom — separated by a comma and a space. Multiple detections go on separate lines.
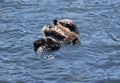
0, 0, 120, 83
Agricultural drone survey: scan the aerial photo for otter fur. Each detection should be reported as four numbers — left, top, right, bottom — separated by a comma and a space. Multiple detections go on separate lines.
54, 19, 79, 35
34, 37, 61, 51
42, 25, 80, 45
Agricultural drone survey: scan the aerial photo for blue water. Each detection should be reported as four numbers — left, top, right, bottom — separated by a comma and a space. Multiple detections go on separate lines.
0, 0, 120, 83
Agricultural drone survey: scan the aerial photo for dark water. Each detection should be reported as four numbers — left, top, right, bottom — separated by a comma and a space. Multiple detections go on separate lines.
0, 0, 120, 83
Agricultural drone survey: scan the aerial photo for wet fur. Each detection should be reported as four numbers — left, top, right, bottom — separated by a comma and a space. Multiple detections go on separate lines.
42, 25, 80, 45
34, 37, 61, 51
54, 19, 79, 35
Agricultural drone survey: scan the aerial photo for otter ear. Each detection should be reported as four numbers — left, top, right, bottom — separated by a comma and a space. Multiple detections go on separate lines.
54, 19, 58, 25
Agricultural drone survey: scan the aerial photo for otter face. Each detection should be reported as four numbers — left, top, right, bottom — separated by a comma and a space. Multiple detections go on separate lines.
34, 38, 46, 51
53, 19, 79, 35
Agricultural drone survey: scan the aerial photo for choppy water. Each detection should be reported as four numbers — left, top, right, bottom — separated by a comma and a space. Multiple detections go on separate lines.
0, 0, 120, 83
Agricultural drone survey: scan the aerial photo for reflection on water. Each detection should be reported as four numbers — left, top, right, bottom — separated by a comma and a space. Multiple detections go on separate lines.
0, 0, 120, 83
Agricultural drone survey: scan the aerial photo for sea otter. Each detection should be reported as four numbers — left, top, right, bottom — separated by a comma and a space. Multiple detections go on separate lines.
34, 37, 61, 51
42, 25, 80, 45
54, 19, 79, 35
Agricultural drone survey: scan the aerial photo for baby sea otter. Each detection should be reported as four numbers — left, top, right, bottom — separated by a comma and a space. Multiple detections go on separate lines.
54, 19, 79, 35
42, 25, 80, 45
34, 37, 61, 51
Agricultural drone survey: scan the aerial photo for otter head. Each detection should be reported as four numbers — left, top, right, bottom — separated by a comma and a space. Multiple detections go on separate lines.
54, 19, 66, 26
34, 38, 46, 51
53, 19, 79, 35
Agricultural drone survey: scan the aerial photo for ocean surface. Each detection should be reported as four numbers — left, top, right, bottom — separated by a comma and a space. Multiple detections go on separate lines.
0, 0, 120, 83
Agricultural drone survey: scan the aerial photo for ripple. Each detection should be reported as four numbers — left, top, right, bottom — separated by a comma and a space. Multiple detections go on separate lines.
0, 0, 120, 82
96, 79, 120, 83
